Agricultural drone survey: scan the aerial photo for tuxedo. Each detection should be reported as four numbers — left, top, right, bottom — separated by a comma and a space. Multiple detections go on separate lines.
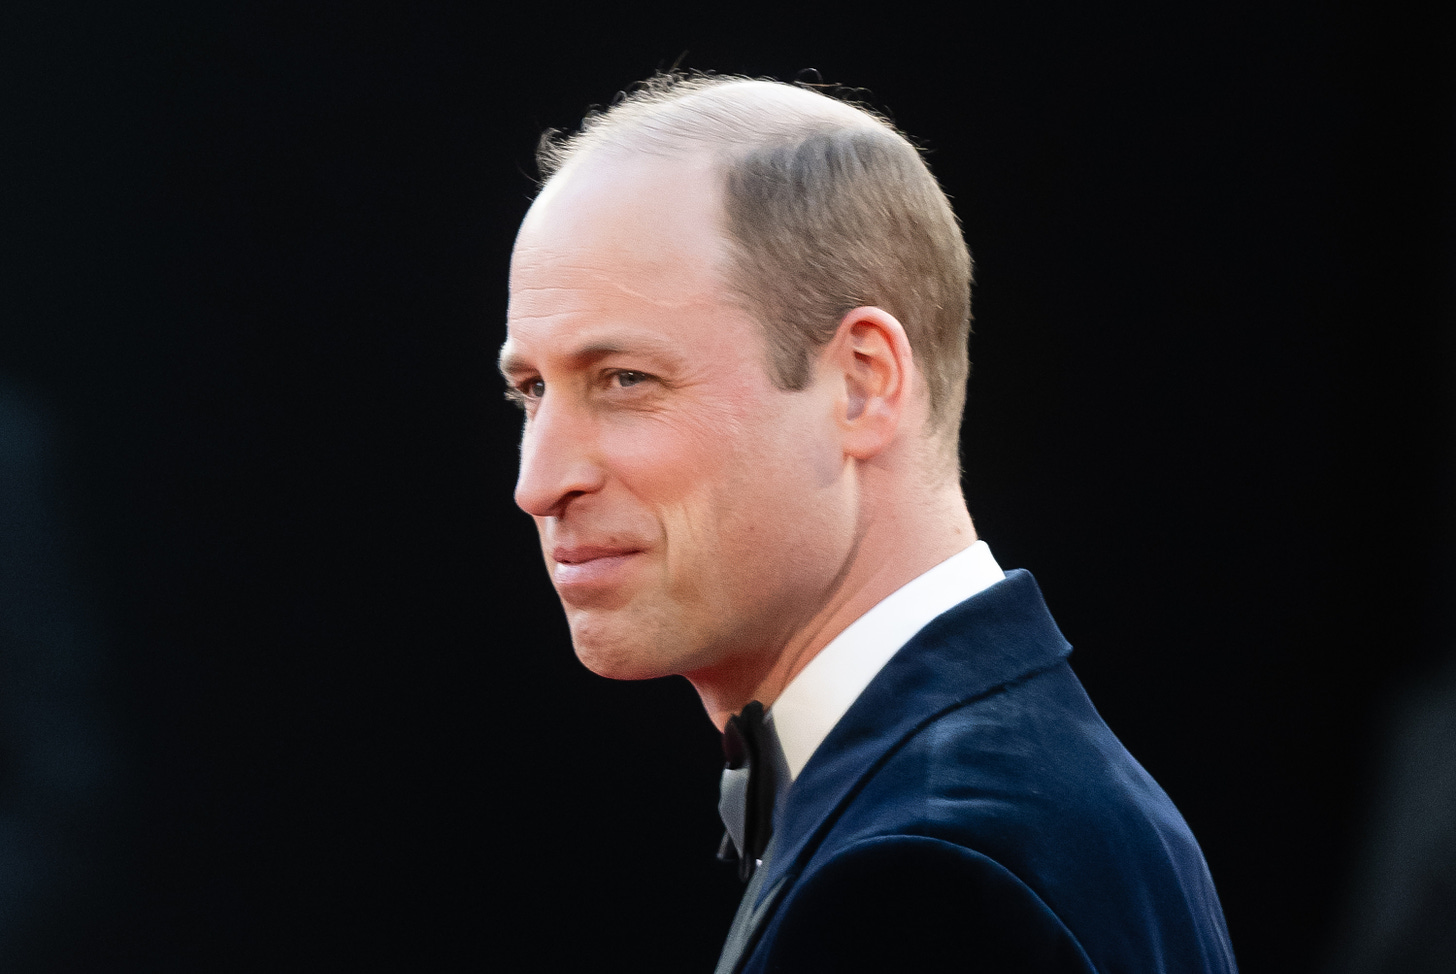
717, 570, 1237, 973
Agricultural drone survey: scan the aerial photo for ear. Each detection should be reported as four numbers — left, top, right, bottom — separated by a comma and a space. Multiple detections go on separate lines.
824, 306, 914, 460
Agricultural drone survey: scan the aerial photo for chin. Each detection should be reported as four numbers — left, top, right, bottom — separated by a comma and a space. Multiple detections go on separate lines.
572, 645, 673, 682
569, 624, 675, 682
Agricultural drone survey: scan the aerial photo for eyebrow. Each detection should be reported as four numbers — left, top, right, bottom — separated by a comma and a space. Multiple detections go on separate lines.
498, 336, 686, 378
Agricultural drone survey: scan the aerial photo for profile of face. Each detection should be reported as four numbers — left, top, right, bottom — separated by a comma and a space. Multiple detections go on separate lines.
501, 150, 860, 690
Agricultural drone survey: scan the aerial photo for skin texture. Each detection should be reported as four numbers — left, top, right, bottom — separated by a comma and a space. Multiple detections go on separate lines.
502, 128, 975, 729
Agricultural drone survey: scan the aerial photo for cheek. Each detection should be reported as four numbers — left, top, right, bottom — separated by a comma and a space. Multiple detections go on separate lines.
606, 421, 731, 510
598, 385, 759, 503
709, 423, 848, 573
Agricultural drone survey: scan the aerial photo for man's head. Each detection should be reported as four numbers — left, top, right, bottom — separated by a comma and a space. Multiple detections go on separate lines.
501, 76, 976, 721
536, 75, 973, 463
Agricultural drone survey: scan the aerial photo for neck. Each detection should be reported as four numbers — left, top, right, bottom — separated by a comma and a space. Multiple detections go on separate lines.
689, 478, 975, 731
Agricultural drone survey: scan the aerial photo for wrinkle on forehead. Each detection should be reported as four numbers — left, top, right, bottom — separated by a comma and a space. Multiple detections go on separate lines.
509, 270, 730, 317
509, 186, 734, 318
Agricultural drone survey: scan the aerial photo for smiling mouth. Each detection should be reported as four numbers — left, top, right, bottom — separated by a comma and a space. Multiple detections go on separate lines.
550, 546, 644, 593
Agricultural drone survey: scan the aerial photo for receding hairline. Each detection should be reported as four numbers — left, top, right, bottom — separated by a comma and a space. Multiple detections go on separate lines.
646, 78, 879, 136
537, 76, 910, 181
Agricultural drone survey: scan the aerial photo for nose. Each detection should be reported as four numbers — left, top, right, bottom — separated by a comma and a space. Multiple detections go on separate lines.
513, 395, 605, 518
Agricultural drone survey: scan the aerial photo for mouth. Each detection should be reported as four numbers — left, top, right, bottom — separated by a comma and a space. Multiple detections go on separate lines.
550, 544, 645, 593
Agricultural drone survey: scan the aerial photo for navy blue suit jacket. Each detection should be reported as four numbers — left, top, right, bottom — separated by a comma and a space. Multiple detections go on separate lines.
723, 570, 1236, 973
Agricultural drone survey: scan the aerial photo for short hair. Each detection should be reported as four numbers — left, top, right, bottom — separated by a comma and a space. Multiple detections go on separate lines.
536, 74, 973, 456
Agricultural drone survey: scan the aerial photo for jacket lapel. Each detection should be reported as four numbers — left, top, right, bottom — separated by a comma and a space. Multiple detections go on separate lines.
713, 834, 788, 974
721, 570, 1072, 972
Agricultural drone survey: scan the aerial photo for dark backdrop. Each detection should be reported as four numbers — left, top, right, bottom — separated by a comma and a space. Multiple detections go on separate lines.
2, 2, 1451, 970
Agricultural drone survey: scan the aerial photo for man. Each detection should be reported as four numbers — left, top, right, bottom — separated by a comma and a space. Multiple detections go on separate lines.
500, 74, 1236, 973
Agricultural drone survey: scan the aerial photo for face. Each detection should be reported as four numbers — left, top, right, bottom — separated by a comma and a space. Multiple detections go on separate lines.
501, 150, 859, 687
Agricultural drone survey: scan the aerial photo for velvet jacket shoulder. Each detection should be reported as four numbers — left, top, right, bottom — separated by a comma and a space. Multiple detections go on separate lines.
730, 570, 1237, 973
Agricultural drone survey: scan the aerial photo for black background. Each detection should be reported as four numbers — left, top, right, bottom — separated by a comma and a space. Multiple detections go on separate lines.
2, 1, 1452, 970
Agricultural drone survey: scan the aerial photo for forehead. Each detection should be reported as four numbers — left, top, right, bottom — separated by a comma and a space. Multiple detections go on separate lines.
504, 150, 744, 362
514, 150, 727, 296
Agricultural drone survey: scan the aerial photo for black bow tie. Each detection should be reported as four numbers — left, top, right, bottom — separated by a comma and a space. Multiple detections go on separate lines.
716, 700, 776, 882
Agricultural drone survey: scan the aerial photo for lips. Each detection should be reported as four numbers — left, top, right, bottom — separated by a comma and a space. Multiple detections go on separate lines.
552, 543, 639, 565
549, 542, 645, 594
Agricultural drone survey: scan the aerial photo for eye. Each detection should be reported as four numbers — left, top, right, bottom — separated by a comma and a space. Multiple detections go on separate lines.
614, 370, 648, 388
504, 376, 545, 410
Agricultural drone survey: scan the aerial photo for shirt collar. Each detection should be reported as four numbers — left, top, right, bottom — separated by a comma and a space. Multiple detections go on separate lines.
764, 540, 1005, 783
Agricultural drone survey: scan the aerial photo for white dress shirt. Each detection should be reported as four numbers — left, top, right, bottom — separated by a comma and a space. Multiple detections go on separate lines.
763, 541, 1006, 798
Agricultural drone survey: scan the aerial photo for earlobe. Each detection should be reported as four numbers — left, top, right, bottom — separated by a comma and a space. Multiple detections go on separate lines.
832, 306, 913, 460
